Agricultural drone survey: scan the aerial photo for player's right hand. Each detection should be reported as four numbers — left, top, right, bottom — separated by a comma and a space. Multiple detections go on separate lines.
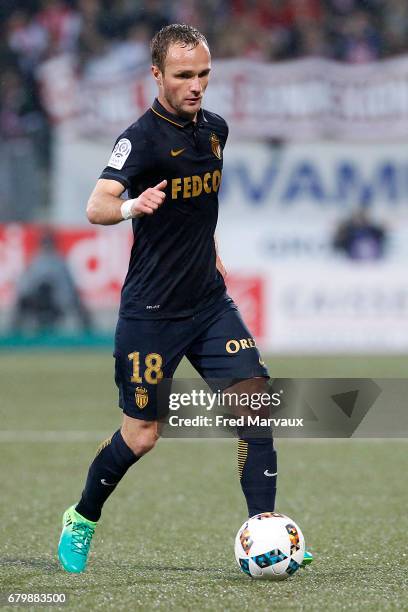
130, 180, 167, 217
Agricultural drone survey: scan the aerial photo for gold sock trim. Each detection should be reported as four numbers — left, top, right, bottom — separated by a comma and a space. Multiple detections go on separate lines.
95, 435, 112, 457
238, 439, 248, 479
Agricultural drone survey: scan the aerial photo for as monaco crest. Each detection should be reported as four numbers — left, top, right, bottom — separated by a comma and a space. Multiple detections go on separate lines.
210, 132, 222, 159
135, 387, 149, 409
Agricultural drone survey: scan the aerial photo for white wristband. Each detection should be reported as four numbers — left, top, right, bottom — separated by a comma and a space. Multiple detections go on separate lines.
120, 199, 135, 220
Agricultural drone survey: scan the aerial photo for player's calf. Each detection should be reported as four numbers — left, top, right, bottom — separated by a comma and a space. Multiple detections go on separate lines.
58, 420, 158, 572
225, 377, 277, 517
237, 434, 277, 517
75, 428, 141, 523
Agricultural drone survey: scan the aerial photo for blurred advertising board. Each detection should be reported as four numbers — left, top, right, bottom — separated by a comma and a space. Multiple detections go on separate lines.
38, 135, 408, 352
262, 262, 408, 353
0, 225, 263, 341
39, 55, 408, 141
52, 139, 408, 227
2, 226, 408, 352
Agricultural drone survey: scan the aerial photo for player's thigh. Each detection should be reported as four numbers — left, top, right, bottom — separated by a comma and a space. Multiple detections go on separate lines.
186, 302, 269, 385
114, 317, 185, 421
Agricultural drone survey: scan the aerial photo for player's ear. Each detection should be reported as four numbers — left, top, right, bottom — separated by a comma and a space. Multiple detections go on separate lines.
151, 65, 162, 86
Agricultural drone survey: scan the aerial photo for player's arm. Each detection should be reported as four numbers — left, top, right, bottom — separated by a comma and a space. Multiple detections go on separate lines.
86, 178, 167, 226
214, 234, 227, 279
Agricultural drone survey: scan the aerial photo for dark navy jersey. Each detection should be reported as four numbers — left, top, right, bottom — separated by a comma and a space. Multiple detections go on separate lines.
100, 98, 228, 319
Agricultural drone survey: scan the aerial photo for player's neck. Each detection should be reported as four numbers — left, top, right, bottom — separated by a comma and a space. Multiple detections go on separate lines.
157, 96, 197, 123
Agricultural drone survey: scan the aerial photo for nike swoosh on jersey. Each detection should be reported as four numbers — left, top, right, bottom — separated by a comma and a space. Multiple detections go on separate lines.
170, 148, 186, 157
100, 479, 116, 486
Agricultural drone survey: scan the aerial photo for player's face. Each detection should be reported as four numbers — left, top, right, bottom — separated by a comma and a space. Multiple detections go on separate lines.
153, 41, 211, 119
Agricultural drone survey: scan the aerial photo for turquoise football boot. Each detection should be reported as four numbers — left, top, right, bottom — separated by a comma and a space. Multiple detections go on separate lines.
301, 550, 314, 567
58, 505, 97, 573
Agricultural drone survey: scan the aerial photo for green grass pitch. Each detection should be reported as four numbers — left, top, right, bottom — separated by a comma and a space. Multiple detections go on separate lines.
0, 352, 407, 611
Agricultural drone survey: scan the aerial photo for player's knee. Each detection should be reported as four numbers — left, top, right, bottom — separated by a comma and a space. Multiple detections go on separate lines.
226, 376, 269, 395
132, 435, 157, 456
224, 376, 270, 418
123, 429, 158, 456
121, 419, 159, 456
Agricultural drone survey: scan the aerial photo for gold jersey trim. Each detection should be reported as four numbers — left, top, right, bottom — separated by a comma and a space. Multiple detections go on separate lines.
150, 107, 185, 128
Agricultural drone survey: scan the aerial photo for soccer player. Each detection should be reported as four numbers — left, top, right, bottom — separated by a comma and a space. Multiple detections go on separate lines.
58, 24, 312, 573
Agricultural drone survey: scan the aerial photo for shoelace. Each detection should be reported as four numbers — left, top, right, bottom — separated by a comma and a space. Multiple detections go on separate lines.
71, 522, 95, 556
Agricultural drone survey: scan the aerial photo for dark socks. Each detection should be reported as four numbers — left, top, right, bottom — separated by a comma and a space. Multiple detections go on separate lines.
238, 436, 277, 517
76, 429, 139, 522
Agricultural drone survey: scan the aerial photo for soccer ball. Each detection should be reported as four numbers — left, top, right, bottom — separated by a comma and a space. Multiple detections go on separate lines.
234, 512, 305, 580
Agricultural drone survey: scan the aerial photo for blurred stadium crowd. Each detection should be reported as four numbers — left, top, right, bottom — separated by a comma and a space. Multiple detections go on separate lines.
0, 0, 407, 221
2, 0, 408, 72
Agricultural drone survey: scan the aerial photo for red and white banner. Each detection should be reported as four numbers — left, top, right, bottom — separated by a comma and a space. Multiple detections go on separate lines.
38, 55, 408, 142
3, 225, 408, 352
0, 224, 131, 308
226, 275, 265, 339
0, 225, 264, 341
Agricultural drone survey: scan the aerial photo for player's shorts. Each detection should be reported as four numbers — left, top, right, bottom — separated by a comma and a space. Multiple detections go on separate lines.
113, 296, 269, 421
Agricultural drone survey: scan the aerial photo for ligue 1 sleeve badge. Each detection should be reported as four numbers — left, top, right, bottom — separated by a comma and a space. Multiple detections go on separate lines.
210, 132, 222, 159
108, 138, 132, 169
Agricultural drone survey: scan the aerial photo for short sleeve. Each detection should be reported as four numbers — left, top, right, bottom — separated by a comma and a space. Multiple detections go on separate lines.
99, 124, 150, 189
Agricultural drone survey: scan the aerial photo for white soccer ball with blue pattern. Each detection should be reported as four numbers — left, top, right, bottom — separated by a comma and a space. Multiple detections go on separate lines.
234, 512, 305, 580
